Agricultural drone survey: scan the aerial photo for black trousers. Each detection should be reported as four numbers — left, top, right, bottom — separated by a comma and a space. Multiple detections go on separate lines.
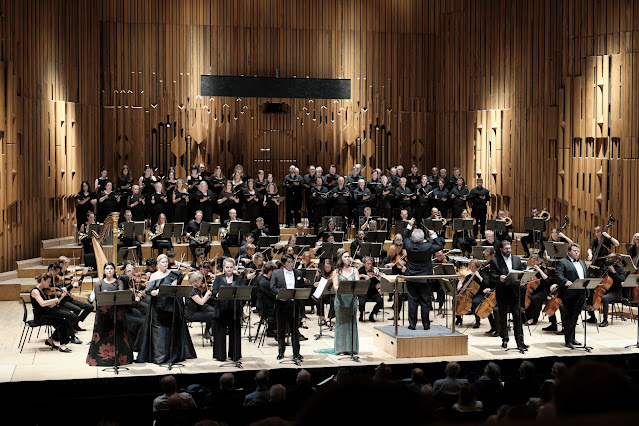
213, 312, 241, 361
521, 234, 547, 256
524, 292, 546, 323
189, 241, 211, 258
37, 310, 73, 345
601, 290, 622, 321
562, 294, 585, 345
221, 235, 240, 257
358, 292, 383, 315
152, 238, 173, 255
472, 207, 487, 237
312, 205, 328, 235
60, 298, 94, 325
497, 298, 524, 345
286, 196, 302, 226
406, 280, 431, 328
185, 305, 216, 331
275, 300, 300, 356
118, 237, 143, 262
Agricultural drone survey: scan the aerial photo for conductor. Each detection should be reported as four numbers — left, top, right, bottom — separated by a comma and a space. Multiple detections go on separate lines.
403, 218, 444, 330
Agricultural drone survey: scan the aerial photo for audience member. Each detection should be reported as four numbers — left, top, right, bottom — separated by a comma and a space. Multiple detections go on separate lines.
452, 382, 483, 412
153, 375, 197, 412
504, 360, 538, 405
405, 368, 428, 392
472, 361, 504, 415
244, 369, 270, 408
433, 361, 469, 408
204, 373, 243, 424
287, 369, 316, 412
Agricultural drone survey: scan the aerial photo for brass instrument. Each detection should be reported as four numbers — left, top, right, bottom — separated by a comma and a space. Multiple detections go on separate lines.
219, 227, 228, 238
435, 212, 447, 226
148, 223, 165, 240
503, 212, 513, 227
539, 210, 551, 221
189, 231, 206, 244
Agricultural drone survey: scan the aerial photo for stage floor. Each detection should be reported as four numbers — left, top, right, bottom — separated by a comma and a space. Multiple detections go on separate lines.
2, 299, 639, 383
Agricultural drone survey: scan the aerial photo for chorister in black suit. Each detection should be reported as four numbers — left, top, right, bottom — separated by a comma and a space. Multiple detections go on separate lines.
211, 267, 247, 362
555, 245, 588, 348
270, 254, 305, 360
489, 243, 526, 349
402, 223, 444, 330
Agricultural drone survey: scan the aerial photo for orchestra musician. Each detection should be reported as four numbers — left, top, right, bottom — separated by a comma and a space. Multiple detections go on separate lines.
541, 228, 573, 260
553, 243, 587, 349
426, 207, 447, 248
250, 216, 271, 243
495, 210, 513, 242
520, 208, 547, 257
431, 250, 449, 314
469, 178, 489, 238
30, 274, 74, 353
184, 271, 216, 342
150, 213, 173, 255
271, 254, 305, 361
54, 259, 94, 335
184, 210, 211, 258
118, 210, 144, 263
452, 209, 477, 256
357, 256, 384, 322
350, 229, 366, 261
598, 253, 625, 327
257, 261, 278, 338
587, 225, 620, 261
480, 247, 500, 336
455, 259, 488, 328
403, 218, 444, 330
481, 230, 500, 251
522, 254, 549, 325
490, 240, 527, 351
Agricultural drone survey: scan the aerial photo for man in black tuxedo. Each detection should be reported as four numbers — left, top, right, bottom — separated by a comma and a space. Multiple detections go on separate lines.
402, 218, 444, 330
554, 243, 588, 349
221, 208, 242, 257
270, 254, 305, 361
490, 240, 527, 350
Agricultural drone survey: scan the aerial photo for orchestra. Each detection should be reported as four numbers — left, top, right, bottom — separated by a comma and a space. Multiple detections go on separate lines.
20, 160, 630, 365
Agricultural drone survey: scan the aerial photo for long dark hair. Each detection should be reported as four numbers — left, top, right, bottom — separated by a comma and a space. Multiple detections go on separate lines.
335, 250, 350, 272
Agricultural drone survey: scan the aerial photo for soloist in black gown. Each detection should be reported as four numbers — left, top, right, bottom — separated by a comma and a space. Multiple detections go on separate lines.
136, 270, 196, 364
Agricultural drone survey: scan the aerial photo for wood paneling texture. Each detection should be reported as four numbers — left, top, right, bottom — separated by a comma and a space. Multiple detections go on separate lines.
2, 0, 639, 272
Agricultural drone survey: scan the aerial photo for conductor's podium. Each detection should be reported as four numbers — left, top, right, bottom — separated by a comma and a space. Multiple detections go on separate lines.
373, 324, 468, 358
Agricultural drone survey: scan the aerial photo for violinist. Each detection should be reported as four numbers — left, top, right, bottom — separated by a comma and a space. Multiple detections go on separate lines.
237, 238, 256, 266
383, 245, 406, 275
357, 256, 384, 322
30, 274, 74, 353
453, 209, 477, 256
523, 255, 549, 325
587, 225, 620, 261
191, 249, 206, 270
55, 258, 94, 334
166, 250, 177, 270
185, 271, 216, 341
120, 264, 148, 346
296, 251, 314, 270
455, 259, 488, 328
598, 253, 625, 327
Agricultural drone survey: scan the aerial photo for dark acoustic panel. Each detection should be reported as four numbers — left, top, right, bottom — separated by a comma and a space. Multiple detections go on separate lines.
201, 76, 351, 99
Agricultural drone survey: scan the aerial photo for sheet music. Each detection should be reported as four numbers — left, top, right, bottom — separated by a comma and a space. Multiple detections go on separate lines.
312, 277, 329, 300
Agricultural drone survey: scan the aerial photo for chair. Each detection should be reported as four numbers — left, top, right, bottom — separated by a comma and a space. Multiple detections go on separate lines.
254, 294, 270, 347
610, 296, 633, 324
186, 319, 211, 347
18, 297, 47, 353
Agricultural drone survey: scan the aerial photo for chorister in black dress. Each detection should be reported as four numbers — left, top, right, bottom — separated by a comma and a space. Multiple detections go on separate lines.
136, 270, 197, 364
75, 181, 95, 227
86, 278, 134, 367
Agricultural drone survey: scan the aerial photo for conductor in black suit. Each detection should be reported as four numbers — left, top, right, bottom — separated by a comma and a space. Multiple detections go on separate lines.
554, 243, 588, 349
271, 254, 305, 361
403, 218, 444, 330
490, 240, 527, 350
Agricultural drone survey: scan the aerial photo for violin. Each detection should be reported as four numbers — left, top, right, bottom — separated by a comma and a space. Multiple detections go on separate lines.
391, 249, 407, 269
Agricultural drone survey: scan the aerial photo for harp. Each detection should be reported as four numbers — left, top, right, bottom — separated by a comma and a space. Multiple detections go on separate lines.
91, 212, 121, 280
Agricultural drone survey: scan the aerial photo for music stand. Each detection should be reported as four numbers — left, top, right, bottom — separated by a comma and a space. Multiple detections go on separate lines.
394, 220, 409, 237
623, 275, 639, 348
297, 235, 317, 247
290, 245, 310, 256
359, 243, 383, 259
503, 270, 537, 353
217, 285, 253, 369
95, 291, 132, 374
208, 223, 221, 239
317, 243, 342, 259
330, 231, 345, 243
301, 268, 318, 285
472, 246, 488, 259
199, 222, 212, 239
311, 277, 335, 339
335, 280, 369, 362
619, 255, 636, 273
438, 278, 456, 330
157, 284, 193, 370
569, 278, 604, 353
423, 219, 444, 234
434, 264, 456, 275
453, 219, 474, 243
379, 274, 404, 323
123, 221, 145, 239
277, 288, 312, 366
258, 236, 279, 250
162, 223, 184, 240
544, 241, 567, 259
229, 221, 251, 245
366, 231, 386, 243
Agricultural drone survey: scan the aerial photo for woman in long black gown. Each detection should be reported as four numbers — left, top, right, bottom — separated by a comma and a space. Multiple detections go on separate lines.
86, 262, 134, 366
136, 254, 196, 364
211, 258, 247, 362
172, 178, 190, 227
243, 179, 261, 229
75, 180, 95, 228
262, 182, 281, 237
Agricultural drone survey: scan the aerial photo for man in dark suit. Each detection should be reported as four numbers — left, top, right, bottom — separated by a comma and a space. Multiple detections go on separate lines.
270, 253, 305, 361
490, 240, 527, 350
403, 218, 444, 330
554, 243, 588, 349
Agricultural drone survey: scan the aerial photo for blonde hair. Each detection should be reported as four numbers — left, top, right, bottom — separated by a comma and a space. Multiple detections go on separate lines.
189, 271, 204, 288
58, 256, 70, 266
157, 254, 168, 264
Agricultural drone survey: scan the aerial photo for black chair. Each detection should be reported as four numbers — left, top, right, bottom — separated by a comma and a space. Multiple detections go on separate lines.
611, 296, 633, 324
18, 297, 48, 353
186, 319, 211, 347
254, 294, 270, 347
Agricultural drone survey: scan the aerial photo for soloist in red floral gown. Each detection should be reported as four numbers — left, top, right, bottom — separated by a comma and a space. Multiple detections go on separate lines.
86, 279, 134, 366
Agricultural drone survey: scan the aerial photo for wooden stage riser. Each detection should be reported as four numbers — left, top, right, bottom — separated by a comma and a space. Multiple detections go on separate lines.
374, 331, 468, 358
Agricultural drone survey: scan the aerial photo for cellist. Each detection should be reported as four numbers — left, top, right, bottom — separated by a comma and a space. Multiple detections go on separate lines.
455, 259, 490, 329
522, 254, 549, 325
597, 253, 625, 327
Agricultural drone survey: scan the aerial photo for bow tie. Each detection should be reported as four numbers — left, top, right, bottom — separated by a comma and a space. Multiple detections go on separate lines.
572, 258, 580, 263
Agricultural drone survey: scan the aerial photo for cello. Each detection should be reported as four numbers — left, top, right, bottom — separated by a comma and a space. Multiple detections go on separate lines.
590, 254, 622, 311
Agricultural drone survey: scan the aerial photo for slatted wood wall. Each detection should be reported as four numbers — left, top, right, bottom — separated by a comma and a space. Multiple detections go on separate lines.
1, 0, 638, 272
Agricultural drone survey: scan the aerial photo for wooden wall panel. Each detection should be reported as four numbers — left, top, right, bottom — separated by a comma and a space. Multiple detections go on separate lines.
2, 0, 639, 272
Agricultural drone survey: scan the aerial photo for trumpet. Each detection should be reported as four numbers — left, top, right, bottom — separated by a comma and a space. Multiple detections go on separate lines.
539, 210, 551, 221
